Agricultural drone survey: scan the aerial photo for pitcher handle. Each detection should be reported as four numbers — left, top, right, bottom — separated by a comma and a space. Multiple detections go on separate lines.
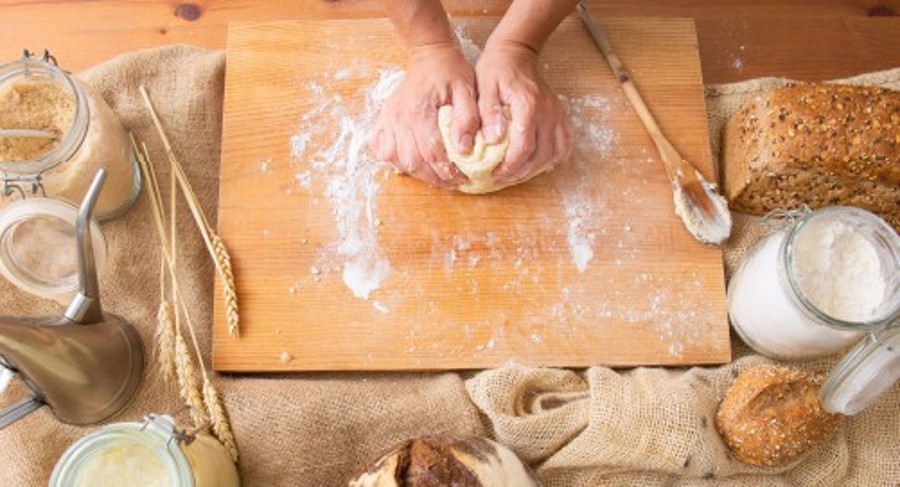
0, 394, 43, 429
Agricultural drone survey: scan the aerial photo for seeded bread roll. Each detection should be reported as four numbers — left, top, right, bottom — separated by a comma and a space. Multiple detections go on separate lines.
723, 84, 899, 229
716, 365, 842, 467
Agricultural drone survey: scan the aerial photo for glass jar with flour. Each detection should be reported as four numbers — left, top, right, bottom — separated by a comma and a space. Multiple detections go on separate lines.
727, 206, 900, 360
0, 50, 140, 220
50, 415, 241, 487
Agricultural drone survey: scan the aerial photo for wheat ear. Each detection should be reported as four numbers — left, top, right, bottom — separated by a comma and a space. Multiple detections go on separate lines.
140, 86, 241, 337
155, 299, 177, 383
211, 234, 239, 336
202, 377, 240, 461
174, 334, 208, 426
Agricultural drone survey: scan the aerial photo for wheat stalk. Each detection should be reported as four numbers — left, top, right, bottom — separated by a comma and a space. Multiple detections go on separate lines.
140, 85, 241, 338
132, 133, 240, 458
154, 299, 177, 383
202, 377, 240, 461
174, 334, 208, 426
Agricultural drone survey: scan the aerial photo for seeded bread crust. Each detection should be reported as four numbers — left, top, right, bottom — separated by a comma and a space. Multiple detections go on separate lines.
716, 365, 842, 467
723, 84, 899, 229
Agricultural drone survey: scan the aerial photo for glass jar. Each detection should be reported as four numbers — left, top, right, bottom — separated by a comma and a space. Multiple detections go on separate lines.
0, 50, 140, 220
727, 207, 900, 360
50, 415, 241, 487
821, 322, 900, 415
0, 197, 106, 304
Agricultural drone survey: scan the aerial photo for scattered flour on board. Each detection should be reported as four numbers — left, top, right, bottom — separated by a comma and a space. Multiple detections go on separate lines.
559, 93, 616, 272
289, 66, 404, 300
455, 23, 483, 64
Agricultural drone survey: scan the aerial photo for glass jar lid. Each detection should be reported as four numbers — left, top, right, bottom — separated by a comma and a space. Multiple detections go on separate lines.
0, 197, 105, 303
50, 415, 195, 487
821, 323, 900, 415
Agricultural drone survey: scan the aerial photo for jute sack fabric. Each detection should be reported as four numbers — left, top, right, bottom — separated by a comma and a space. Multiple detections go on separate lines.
466, 68, 900, 487
0, 46, 485, 486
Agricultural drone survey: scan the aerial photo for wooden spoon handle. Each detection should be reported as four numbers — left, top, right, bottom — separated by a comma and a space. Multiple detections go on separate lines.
576, 3, 682, 167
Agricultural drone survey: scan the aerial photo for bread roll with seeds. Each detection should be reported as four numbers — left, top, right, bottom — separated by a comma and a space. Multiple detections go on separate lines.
716, 364, 842, 466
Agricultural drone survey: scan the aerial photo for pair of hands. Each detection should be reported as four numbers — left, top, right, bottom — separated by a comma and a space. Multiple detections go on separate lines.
369, 41, 574, 189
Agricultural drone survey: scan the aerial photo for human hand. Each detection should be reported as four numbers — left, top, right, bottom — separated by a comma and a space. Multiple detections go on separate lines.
475, 41, 574, 185
369, 44, 479, 188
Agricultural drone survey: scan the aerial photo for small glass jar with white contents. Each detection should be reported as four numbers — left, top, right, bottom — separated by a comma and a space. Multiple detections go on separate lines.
0, 50, 140, 220
50, 414, 241, 487
727, 206, 900, 360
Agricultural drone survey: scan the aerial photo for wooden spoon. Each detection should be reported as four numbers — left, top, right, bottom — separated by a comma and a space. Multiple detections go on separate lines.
0, 129, 56, 139
577, 3, 732, 246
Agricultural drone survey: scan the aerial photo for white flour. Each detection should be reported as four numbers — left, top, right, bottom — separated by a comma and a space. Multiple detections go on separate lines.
727, 212, 893, 360
289, 67, 402, 300
793, 220, 886, 322
455, 24, 482, 64
560, 94, 616, 272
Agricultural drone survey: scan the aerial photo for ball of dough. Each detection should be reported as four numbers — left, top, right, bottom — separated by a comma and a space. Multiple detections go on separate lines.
348, 436, 541, 487
437, 105, 511, 194
716, 364, 842, 466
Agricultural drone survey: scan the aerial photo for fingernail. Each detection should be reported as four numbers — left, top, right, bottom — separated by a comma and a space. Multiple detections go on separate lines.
458, 133, 473, 152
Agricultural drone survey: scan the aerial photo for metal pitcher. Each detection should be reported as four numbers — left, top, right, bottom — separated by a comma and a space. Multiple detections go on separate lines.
0, 170, 144, 428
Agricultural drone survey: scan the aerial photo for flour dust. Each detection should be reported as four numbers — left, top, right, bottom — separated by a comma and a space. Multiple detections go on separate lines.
289, 66, 403, 300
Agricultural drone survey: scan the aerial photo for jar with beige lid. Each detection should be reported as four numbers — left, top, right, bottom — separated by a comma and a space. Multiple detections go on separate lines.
0, 50, 140, 220
50, 414, 241, 487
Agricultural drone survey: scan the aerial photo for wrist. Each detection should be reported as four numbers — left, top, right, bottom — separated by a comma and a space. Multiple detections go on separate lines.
409, 41, 464, 64
479, 39, 539, 68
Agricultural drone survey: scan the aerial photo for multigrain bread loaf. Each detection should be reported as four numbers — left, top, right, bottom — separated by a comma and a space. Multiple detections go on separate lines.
716, 365, 842, 467
723, 84, 899, 229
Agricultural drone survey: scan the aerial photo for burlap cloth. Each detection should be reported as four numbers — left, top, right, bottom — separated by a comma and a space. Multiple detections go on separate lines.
0, 46, 897, 486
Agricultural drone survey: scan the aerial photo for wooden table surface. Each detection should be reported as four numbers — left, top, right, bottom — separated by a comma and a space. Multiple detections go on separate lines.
1, 1, 899, 83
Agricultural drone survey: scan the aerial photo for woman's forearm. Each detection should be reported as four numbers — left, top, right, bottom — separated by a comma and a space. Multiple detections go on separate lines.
383, 0, 456, 51
487, 0, 579, 54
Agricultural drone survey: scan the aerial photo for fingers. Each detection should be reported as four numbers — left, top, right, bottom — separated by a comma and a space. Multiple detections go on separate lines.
371, 126, 401, 172
508, 122, 553, 184
450, 83, 479, 155
412, 106, 450, 179
494, 94, 537, 183
397, 127, 443, 188
477, 82, 506, 145
553, 118, 575, 168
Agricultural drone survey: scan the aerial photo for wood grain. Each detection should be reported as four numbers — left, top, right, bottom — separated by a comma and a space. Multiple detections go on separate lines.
1, 1, 899, 83
213, 17, 730, 372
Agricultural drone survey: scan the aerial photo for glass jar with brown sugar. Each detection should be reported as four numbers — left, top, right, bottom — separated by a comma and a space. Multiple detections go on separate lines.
0, 50, 140, 220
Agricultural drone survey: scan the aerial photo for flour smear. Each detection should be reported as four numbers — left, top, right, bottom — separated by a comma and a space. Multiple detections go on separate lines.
289, 68, 403, 300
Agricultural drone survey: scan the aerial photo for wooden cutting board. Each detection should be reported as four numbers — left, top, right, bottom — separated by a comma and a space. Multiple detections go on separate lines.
213, 15, 731, 372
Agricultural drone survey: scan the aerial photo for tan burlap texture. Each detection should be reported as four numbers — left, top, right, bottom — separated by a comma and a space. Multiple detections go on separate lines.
467, 68, 900, 486
0, 46, 897, 486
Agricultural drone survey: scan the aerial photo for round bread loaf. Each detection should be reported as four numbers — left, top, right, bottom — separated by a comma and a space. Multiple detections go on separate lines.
348, 435, 541, 487
716, 364, 842, 466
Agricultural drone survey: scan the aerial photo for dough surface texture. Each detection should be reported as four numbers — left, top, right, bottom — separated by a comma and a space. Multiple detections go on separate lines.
437, 105, 510, 194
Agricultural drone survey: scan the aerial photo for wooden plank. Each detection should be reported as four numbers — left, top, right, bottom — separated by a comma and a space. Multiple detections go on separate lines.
213, 17, 730, 371
1, 1, 899, 83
